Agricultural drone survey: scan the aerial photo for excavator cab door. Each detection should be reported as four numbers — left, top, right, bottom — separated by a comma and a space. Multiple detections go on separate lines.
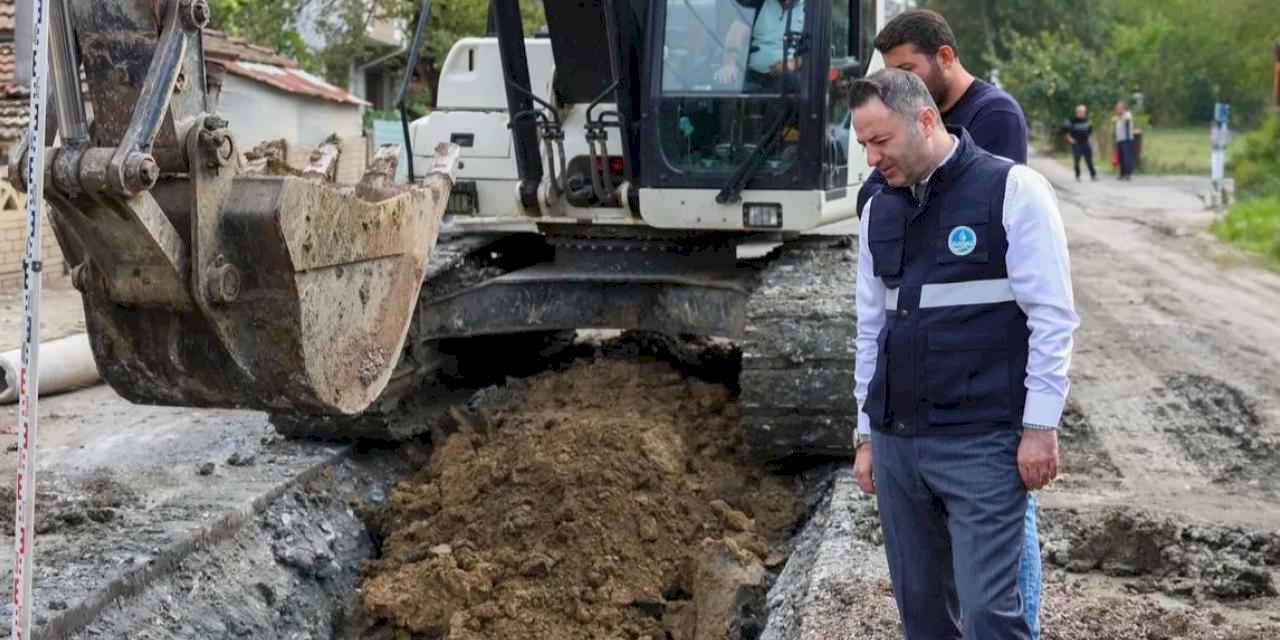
639, 0, 877, 195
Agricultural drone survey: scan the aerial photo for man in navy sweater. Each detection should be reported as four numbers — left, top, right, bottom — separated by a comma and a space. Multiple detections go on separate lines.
857, 10, 1029, 212
853, 10, 1043, 639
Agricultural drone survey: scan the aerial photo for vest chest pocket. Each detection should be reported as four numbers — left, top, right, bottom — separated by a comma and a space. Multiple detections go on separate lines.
924, 331, 1012, 425
936, 206, 991, 264
868, 211, 906, 277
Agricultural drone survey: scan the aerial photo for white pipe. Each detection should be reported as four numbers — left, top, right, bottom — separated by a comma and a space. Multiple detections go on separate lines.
0, 334, 100, 405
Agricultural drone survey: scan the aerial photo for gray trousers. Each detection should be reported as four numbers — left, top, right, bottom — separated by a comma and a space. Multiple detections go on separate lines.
872, 429, 1031, 640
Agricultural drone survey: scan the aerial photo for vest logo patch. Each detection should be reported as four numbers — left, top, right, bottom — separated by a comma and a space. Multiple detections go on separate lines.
948, 226, 977, 256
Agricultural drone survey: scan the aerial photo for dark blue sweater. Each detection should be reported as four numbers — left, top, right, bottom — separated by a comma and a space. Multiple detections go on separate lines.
856, 79, 1028, 215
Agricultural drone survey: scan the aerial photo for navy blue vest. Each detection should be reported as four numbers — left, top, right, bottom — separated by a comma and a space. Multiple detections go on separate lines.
862, 128, 1031, 437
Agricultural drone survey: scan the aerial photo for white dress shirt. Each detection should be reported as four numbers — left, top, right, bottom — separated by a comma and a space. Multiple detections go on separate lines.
854, 158, 1079, 436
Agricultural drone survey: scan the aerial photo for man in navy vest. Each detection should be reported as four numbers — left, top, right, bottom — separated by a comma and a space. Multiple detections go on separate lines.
850, 68, 1078, 639
855, 11, 1045, 636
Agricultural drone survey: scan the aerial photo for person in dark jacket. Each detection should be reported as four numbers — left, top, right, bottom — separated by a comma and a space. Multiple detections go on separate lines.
853, 10, 1043, 638
851, 68, 1078, 640
1065, 104, 1097, 181
856, 9, 1029, 213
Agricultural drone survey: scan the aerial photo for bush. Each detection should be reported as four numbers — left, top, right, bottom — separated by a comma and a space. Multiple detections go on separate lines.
1229, 114, 1280, 200
990, 30, 1118, 138
1213, 195, 1280, 266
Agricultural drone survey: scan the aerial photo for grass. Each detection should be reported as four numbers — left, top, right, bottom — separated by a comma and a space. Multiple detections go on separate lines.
1137, 126, 1223, 175
1213, 195, 1280, 270
1036, 126, 1248, 176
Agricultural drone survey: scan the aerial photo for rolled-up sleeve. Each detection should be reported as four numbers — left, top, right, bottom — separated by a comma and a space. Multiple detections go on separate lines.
1003, 165, 1080, 429
855, 199, 888, 435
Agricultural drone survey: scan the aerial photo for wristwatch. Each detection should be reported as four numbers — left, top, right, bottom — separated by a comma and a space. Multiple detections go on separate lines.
854, 431, 872, 450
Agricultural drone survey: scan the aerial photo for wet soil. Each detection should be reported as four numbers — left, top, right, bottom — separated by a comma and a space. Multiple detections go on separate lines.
358, 358, 805, 640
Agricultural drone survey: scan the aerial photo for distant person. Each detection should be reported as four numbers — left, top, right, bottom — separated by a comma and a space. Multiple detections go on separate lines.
1114, 101, 1136, 180
1066, 104, 1097, 181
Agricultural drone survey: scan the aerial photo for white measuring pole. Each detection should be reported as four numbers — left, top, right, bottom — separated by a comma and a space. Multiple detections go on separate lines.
12, 0, 50, 637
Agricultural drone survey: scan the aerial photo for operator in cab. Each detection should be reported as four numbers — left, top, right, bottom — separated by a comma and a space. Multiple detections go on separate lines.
715, 0, 806, 93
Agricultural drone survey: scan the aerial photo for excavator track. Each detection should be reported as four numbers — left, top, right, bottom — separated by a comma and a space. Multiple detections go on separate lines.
270, 233, 567, 441
738, 236, 859, 460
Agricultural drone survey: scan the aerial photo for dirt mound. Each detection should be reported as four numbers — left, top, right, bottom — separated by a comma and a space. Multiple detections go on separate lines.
360, 358, 804, 639
1041, 507, 1280, 599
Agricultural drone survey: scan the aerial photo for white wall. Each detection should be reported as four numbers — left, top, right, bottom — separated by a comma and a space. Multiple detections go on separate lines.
218, 75, 362, 149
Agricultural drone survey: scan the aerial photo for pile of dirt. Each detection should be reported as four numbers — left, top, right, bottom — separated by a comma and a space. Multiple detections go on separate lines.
360, 358, 804, 639
1040, 507, 1280, 599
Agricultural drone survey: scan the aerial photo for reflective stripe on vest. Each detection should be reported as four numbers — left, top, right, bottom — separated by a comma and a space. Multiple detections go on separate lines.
884, 278, 1015, 311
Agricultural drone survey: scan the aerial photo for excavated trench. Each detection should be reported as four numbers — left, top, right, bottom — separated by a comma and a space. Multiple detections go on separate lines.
50, 333, 1280, 640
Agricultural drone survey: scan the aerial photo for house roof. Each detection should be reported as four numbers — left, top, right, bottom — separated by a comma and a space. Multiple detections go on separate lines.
0, 13, 365, 143
202, 30, 300, 69
0, 91, 28, 146
216, 60, 368, 107
0, 42, 28, 144
203, 30, 367, 107
0, 1, 13, 34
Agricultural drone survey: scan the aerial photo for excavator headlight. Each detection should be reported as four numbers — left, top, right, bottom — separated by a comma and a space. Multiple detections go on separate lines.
744, 203, 783, 228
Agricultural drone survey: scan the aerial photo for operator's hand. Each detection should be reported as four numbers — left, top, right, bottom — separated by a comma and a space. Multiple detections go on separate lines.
769, 58, 801, 73
1018, 429, 1060, 490
854, 442, 876, 494
715, 63, 739, 85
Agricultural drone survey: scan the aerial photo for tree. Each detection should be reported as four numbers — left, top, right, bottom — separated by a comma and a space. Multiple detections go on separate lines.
989, 29, 1118, 135
207, 0, 545, 109
208, 0, 317, 69
917, 0, 1111, 81
382, 0, 546, 108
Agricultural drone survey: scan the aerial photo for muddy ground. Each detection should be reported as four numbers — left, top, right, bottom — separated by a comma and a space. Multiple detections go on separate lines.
1, 153, 1279, 639
358, 358, 806, 640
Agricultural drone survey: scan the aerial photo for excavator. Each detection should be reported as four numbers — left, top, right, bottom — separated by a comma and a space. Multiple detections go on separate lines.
16, 0, 882, 461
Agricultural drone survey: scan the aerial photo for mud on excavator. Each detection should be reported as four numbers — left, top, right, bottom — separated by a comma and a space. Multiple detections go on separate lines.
18, 0, 883, 461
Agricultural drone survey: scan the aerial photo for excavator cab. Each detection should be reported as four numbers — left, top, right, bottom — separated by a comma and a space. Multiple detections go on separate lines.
644, 0, 877, 199
470, 0, 880, 231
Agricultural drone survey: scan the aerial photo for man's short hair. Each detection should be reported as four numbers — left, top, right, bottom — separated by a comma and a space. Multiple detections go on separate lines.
849, 68, 938, 120
874, 9, 958, 57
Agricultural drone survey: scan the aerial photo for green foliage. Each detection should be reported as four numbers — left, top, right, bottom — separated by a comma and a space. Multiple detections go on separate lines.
920, 0, 1280, 127
1228, 114, 1280, 200
987, 29, 1117, 135
209, 0, 544, 106
917, 0, 1110, 82
1213, 195, 1280, 268
208, 0, 317, 69
362, 108, 403, 129
1215, 114, 1280, 269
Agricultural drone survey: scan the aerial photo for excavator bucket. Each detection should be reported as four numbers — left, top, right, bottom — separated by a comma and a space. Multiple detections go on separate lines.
17, 0, 457, 415
44, 143, 457, 415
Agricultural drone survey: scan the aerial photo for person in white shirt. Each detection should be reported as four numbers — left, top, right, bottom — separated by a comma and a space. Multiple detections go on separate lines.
714, 0, 806, 92
850, 68, 1078, 639
1114, 100, 1136, 180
